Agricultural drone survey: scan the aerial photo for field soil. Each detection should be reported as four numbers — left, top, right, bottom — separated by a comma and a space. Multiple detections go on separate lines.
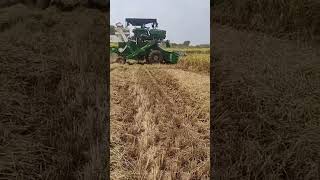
212, 23, 320, 179
110, 64, 210, 179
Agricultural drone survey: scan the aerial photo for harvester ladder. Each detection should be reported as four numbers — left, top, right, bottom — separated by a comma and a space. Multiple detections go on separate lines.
115, 27, 128, 42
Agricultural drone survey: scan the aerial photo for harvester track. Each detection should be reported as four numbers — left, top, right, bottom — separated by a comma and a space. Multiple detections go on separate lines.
111, 64, 210, 180
143, 68, 176, 106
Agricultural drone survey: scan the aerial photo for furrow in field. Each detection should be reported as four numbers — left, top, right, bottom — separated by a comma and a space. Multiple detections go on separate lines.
111, 64, 210, 180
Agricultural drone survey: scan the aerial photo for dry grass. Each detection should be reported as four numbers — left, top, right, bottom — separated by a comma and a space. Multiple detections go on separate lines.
212, 23, 320, 179
213, 0, 320, 41
0, 4, 108, 179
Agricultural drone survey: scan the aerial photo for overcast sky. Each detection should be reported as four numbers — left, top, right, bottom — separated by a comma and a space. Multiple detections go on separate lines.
111, 0, 210, 45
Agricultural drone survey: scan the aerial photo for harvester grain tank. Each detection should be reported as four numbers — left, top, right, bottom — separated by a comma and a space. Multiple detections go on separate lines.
111, 18, 180, 64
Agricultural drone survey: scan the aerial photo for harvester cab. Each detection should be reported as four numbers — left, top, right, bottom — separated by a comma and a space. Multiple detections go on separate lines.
111, 18, 179, 64
125, 18, 166, 42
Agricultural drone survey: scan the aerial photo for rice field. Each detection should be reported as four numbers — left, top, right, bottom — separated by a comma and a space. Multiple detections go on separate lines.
167, 47, 210, 74
166, 47, 210, 54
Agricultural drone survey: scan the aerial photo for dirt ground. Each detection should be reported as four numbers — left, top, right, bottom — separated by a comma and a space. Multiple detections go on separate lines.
110, 64, 210, 179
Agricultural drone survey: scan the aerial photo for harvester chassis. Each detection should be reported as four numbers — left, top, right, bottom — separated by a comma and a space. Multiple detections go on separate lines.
111, 18, 179, 64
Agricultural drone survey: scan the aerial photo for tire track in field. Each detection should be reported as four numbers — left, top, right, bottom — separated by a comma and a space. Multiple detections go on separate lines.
111, 64, 209, 180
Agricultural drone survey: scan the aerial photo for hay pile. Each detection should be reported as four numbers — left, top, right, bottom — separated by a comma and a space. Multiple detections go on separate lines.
0, 4, 108, 179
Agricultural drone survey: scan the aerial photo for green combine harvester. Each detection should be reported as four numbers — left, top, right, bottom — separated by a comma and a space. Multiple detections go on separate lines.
110, 18, 180, 64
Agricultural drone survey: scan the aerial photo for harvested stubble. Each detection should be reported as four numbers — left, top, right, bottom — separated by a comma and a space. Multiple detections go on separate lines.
212, 23, 320, 179
0, 4, 108, 179
213, 0, 320, 41
110, 65, 210, 179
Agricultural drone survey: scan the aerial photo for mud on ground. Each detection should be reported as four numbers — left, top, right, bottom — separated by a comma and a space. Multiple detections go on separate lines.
110, 64, 210, 179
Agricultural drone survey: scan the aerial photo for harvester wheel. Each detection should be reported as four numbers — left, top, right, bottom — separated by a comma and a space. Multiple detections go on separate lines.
116, 56, 125, 64
148, 50, 163, 64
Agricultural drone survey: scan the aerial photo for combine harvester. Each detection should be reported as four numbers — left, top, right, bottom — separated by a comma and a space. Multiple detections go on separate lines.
110, 18, 180, 64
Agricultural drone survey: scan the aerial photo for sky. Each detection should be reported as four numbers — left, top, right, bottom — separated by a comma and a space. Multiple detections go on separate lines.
111, 0, 210, 45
